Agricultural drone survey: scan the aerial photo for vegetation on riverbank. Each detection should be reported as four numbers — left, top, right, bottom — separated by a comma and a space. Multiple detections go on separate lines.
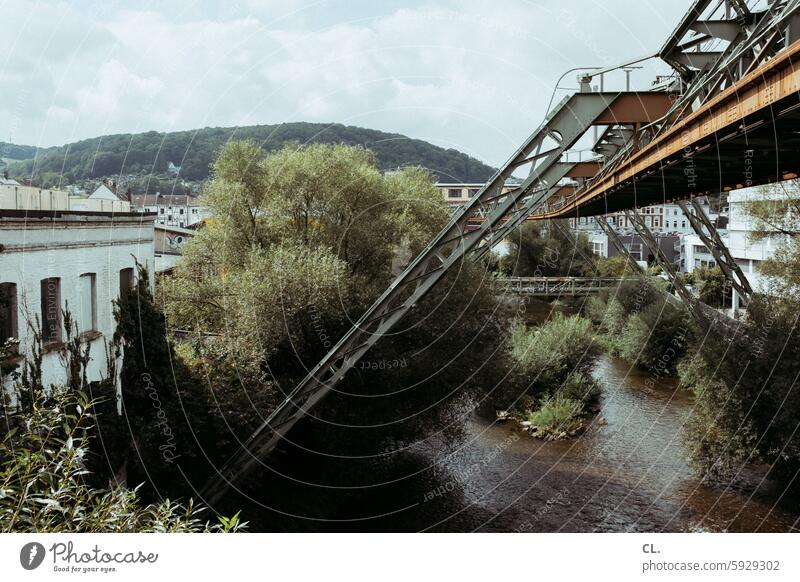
499, 315, 601, 439
0, 324, 244, 533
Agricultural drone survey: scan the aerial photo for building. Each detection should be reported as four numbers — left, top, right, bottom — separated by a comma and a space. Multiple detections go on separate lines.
0, 183, 131, 213
0, 209, 155, 391
436, 183, 517, 208
571, 199, 723, 236
586, 231, 679, 266
131, 194, 210, 228
154, 223, 194, 273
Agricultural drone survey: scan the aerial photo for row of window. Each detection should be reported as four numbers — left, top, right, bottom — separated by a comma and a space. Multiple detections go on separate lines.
0, 268, 135, 347
157, 207, 200, 215
446, 188, 480, 199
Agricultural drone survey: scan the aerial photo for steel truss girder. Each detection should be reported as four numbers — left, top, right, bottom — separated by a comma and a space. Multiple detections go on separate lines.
676, 198, 753, 301
594, 215, 645, 275
623, 209, 707, 322
200, 91, 625, 503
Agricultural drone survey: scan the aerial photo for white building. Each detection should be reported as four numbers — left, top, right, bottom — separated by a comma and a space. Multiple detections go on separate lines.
0, 209, 155, 391
571, 199, 722, 236
131, 194, 210, 228
0, 183, 130, 213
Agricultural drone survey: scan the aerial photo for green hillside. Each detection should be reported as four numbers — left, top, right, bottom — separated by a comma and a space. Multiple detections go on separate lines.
6, 123, 495, 186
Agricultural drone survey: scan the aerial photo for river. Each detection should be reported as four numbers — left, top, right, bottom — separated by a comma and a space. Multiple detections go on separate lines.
249, 351, 799, 532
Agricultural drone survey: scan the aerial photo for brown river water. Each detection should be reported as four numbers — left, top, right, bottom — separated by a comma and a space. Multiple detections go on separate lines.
242, 300, 799, 532
407, 354, 800, 532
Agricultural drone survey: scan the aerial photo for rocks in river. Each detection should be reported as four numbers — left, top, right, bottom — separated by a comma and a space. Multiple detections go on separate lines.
496, 410, 511, 421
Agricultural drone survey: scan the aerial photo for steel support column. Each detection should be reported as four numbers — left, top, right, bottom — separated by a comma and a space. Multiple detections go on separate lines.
594, 216, 645, 275
676, 198, 753, 302
623, 210, 707, 323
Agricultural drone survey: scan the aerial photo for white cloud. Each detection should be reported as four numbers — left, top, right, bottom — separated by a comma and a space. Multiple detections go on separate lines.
0, 0, 687, 166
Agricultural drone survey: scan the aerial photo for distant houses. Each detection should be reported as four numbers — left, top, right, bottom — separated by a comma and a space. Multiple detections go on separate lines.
130, 193, 210, 228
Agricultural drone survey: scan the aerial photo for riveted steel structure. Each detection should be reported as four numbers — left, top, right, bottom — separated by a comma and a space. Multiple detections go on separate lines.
677, 198, 754, 302
202, 0, 800, 504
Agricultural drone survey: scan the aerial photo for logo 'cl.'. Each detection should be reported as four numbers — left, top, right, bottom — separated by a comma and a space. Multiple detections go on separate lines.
20, 542, 46, 570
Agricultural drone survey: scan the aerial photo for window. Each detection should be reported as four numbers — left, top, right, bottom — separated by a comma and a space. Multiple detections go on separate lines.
0, 283, 18, 347
179, 221, 185, 228
591, 241, 604, 256
78, 274, 97, 333
192, 208, 197, 214
468, 189, 479, 198
119, 268, 135, 297
681, 221, 686, 228
447, 188, 462, 199
40, 277, 62, 344
160, 208, 165, 214
625, 243, 643, 261
179, 208, 184, 215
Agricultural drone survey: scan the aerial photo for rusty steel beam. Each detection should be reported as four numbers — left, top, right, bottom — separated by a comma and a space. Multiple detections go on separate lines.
534, 38, 800, 220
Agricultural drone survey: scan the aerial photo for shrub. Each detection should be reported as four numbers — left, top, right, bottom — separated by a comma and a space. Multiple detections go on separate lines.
618, 301, 691, 374
500, 314, 599, 409
526, 397, 585, 439
0, 386, 245, 533
554, 372, 600, 404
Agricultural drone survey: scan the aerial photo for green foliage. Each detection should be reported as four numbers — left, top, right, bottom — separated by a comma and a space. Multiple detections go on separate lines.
500, 220, 596, 276
111, 263, 212, 495
692, 266, 727, 307
681, 295, 800, 489
594, 255, 633, 277
586, 278, 693, 373
0, 386, 245, 532
617, 301, 691, 374
500, 315, 599, 408
526, 397, 585, 440
6, 123, 495, 186
161, 140, 512, 451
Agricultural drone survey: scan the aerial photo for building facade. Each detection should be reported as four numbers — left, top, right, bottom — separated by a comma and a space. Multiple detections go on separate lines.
0, 210, 155, 391
131, 194, 210, 228
436, 183, 517, 208
0, 183, 131, 213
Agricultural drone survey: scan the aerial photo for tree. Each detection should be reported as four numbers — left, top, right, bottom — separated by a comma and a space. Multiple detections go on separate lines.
680, 181, 800, 492
500, 220, 595, 277
161, 141, 513, 455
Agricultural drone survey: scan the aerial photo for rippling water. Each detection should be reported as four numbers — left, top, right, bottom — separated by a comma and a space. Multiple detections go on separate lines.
245, 347, 800, 532
405, 355, 800, 532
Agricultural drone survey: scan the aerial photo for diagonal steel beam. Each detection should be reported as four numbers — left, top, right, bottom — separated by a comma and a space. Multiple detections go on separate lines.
594, 215, 645, 275
624, 209, 706, 322
677, 198, 753, 301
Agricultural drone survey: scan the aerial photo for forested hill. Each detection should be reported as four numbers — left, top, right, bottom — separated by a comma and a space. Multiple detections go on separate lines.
5, 123, 495, 184
0, 142, 37, 161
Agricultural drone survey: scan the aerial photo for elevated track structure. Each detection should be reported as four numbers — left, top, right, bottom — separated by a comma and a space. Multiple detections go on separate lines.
202, 0, 800, 504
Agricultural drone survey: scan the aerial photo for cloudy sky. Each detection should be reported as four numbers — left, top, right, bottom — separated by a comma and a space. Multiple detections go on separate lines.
1, 0, 688, 166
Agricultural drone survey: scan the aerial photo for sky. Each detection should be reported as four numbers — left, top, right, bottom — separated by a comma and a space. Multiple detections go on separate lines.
0, 0, 689, 167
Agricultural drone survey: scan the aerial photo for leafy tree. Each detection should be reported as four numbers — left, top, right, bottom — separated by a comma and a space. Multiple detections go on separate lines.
500, 220, 595, 276
161, 140, 512, 458
692, 266, 727, 307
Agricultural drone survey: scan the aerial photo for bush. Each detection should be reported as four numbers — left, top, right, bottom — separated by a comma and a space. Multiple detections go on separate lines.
499, 315, 599, 410
526, 397, 585, 439
618, 301, 692, 374
0, 386, 245, 533
555, 371, 600, 403
693, 266, 727, 307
